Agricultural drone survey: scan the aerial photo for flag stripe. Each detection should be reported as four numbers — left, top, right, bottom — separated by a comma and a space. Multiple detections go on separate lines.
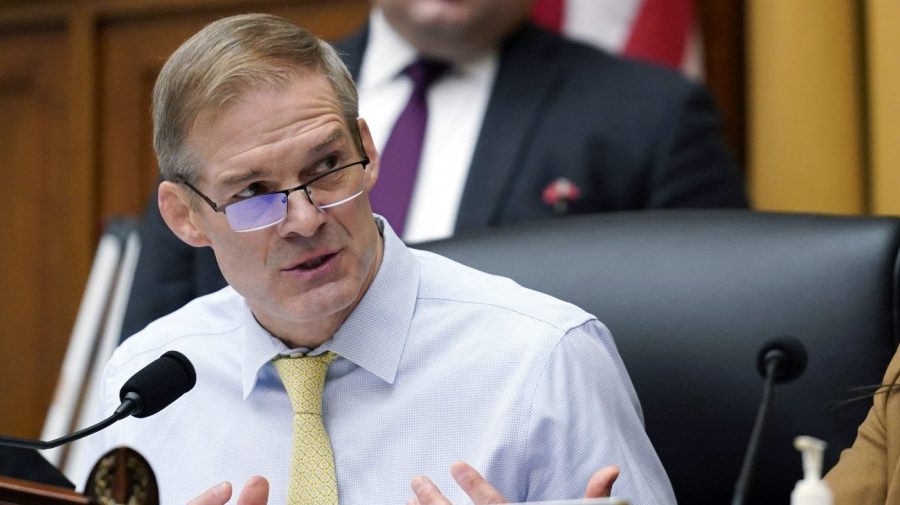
530, 0, 565, 33
561, 0, 641, 53
623, 0, 694, 69
529, 0, 701, 77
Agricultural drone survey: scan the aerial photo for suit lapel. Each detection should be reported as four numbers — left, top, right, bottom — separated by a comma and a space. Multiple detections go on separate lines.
455, 24, 563, 231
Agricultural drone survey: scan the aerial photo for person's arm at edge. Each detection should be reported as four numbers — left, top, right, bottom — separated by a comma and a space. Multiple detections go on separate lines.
824, 349, 900, 504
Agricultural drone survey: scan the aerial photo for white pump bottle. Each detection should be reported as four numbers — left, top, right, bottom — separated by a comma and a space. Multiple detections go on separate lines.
791, 436, 833, 505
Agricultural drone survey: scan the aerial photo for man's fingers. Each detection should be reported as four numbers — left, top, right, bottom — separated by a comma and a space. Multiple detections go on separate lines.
187, 481, 233, 505
411, 475, 452, 505
450, 461, 507, 505
583, 465, 620, 498
236, 475, 269, 505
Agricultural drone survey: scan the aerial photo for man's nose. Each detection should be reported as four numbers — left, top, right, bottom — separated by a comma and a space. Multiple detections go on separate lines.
276, 189, 326, 237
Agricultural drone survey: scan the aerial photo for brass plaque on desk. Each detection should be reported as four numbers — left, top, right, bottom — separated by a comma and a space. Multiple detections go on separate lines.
84, 447, 158, 505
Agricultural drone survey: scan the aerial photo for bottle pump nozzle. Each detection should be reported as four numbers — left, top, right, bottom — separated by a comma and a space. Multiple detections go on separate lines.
791, 436, 832, 505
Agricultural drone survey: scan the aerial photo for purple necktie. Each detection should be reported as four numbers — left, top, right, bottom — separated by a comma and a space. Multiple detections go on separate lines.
370, 59, 449, 237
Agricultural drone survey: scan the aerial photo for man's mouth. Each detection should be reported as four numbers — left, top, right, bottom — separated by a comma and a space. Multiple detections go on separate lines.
294, 252, 338, 271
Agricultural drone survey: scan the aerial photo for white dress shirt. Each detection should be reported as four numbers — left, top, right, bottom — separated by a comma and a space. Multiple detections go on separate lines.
358, 9, 498, 243
76, 218, 675, 505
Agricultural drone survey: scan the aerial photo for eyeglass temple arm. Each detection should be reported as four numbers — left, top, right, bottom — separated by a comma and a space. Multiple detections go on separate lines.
177, 176, 224, 212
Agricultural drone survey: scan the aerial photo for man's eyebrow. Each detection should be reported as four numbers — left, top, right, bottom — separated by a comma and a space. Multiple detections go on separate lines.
217, 169, 267, 189
310, 128, 346, 153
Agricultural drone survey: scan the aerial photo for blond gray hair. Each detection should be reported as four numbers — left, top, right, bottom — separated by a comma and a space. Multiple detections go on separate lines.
152, 13, 358, 183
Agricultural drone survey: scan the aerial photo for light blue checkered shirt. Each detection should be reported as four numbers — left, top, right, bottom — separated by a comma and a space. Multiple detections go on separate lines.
76, 219, 675, 505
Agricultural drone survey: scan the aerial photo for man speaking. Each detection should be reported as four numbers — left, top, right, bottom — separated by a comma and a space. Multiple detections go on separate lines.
79, 13, 674, 505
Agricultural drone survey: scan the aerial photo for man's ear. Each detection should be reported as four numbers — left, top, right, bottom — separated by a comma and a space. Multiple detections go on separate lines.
357, 118, 379, 192
158, 181, 212, 247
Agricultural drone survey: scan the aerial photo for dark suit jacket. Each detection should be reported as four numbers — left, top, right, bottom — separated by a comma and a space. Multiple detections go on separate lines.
120, 21, 747, 339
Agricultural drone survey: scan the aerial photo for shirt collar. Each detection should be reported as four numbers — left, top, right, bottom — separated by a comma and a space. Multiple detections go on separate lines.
240, 216, 418, 398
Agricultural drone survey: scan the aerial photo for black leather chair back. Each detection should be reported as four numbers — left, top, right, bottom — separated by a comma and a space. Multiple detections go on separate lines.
417, 210, 900, 505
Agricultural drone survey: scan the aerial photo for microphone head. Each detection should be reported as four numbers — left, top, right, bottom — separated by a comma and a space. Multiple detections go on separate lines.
756, 336, 808, 384
119, 351, 196, 418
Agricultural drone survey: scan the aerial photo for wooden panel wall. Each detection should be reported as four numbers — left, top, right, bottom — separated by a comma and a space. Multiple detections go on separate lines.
0, 21, 91, 439
698, 0, 745, 171
0, 0, 368, 439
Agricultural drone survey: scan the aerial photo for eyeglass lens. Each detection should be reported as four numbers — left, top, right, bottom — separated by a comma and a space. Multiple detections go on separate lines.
224, 163, 366, 232
225, 193, 289, 232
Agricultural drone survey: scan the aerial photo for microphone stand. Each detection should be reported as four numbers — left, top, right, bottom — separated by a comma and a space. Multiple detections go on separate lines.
732, 356, 779, 505
0, 394, 139, 450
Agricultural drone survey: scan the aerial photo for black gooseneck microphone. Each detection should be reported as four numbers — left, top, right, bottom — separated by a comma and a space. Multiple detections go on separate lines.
731, 336, 808, 505
0, 351, 195, 450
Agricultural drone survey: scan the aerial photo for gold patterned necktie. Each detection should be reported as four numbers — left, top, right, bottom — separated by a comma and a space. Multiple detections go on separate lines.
272, 351, 339, 505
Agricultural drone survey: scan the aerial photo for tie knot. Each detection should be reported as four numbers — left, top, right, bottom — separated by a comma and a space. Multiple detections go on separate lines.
273, 351, 336, 415
405, 58, 450, 92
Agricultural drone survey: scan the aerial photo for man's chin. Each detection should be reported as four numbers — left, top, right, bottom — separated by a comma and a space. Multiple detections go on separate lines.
409, 1, 474, 29
285, 282, 359, 320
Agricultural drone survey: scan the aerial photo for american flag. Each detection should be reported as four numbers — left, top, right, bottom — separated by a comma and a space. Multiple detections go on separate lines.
530, 0, 703, 80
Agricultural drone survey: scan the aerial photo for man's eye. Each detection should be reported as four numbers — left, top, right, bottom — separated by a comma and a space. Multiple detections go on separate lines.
311, 155, 340, 176
235, 182, 269, 198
